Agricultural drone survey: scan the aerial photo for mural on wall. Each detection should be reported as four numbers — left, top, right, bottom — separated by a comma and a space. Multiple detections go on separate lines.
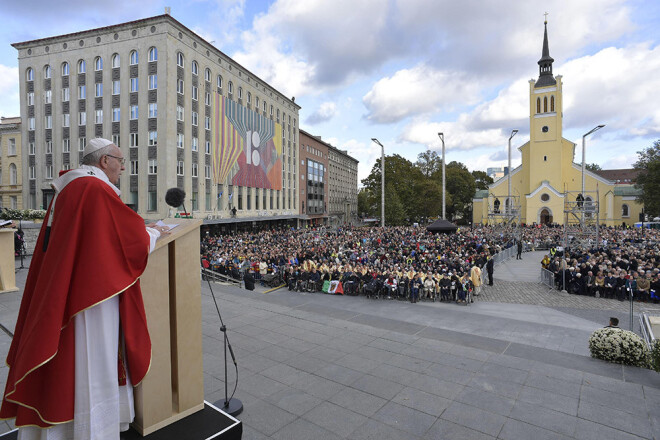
211, 93, 282, 190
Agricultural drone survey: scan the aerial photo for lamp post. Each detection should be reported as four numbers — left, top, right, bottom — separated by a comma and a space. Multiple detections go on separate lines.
508, 129, 518, 215
371, 138, 385, 228
438, 132, 445, 220
581, 125, 605, 199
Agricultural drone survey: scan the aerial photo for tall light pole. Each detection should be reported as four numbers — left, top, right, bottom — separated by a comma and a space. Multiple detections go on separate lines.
582, 125, 605, 198
508, 129, 518, 215
438, 133, 445, 220
371, 138, 385, 228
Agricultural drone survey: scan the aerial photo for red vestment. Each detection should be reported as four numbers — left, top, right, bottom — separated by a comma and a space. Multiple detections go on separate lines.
0, 173, 152, 428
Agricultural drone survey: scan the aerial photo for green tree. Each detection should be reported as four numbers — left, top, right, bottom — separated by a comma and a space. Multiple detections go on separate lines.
441, 161, 475, 221
635, 140, 660, 216
586, 163, 602, 172
384, 183, 406, 225
471, 170, 493, 190
357, 188, 375, 218
416, 150, 442, 177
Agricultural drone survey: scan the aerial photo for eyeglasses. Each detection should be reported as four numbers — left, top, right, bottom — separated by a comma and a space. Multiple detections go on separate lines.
105, 154, 126, 165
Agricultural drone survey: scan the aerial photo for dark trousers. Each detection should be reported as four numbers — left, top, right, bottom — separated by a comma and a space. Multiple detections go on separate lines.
488, 272, 493, 286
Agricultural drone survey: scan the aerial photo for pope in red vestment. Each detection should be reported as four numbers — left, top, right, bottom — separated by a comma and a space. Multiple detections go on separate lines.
0, 139, 162, 436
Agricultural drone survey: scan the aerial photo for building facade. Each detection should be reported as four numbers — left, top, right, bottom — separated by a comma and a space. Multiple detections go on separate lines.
13, 14, 300, 226
327, 144, 358, 225
0, 117, 22, 210
472, 20, 642, 227
298, 130, 329, 226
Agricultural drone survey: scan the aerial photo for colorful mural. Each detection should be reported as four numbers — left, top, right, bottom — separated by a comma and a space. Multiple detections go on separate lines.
211, 93, 282, 190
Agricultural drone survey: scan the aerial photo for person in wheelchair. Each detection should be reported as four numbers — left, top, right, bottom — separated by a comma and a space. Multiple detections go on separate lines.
384, 273, 397, 299
298, 269, 310, 292
309, 267, 321, 292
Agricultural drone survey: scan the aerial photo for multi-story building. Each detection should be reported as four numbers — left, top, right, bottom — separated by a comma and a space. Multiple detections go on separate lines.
327, 144, 358, 226
0, 117, 22, 210
13, 13, 300, 227
298, 129, 329, 226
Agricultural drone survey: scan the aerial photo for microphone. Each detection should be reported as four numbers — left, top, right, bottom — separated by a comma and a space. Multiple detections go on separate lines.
165, 188, 188, 217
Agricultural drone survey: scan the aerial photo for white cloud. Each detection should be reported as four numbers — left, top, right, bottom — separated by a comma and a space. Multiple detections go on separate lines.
362, 64, 482, 123
305, 101, 337, 125
0, 65, 19, 118
399, 118, 509, 151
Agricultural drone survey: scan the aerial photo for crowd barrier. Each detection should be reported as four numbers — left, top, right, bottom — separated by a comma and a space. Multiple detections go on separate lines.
540, 268, 555, 289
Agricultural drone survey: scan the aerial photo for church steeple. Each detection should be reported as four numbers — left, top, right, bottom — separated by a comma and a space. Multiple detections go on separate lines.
535, 17, 556, 88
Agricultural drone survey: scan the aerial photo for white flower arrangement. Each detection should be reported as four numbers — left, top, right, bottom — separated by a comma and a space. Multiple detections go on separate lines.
588, 328, 650, 368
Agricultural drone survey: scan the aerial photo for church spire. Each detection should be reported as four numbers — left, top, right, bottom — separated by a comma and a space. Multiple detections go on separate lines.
535, 15, 556, 88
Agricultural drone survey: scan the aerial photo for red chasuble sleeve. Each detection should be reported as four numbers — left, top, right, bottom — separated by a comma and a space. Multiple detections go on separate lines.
0, 176, 152, 427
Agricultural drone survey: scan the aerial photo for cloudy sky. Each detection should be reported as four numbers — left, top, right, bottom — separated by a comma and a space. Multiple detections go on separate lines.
1, 0, 659, 183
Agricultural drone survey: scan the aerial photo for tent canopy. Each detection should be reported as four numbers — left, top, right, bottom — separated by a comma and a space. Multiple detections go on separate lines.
426, 219, 458, 234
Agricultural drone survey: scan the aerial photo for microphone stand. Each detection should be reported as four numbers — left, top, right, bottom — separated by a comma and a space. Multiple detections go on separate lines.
201, 256, 243, 416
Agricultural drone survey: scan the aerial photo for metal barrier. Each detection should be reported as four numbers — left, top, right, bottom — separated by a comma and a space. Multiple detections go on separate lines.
639, 312, 657, 349
480, 243, 517, 285
540, 268, 555, 289
202, 267, 242, 287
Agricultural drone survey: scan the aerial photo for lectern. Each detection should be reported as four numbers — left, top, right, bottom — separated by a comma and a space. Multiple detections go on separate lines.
132, 218, 204, 436
0, 229, 19, 294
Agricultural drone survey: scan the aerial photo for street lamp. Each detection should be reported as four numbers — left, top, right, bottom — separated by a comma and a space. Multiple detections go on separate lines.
508, 129, 518, 215
582, 125, 605, 199
371, 138, 385, 228
438, 132, 445, 220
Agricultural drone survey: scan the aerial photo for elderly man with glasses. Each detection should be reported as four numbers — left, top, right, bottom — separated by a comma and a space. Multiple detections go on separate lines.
2, 138, 168, 439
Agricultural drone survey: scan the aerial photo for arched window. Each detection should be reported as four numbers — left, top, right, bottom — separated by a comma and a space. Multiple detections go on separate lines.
176, 52, 184, 67
247, 92, 251, 104
204, 68, 211, 82
228, 81, 233, 94
148, 47, 158, 62
61, 62, 69, 76
494, 198, 500, 213
536, 97, 540, 114
94, 57, 103, 71
543, 96, 547, 113
191, 61, 198, 75
255, 96, 259, 109
270, 105, 273, 116
9, 164, 17, 185
26, 68, 34, 81
622, 204, 629, 217
78, 59, 86, 73
44, 65, 52, 79
217, 75, 223, 89
129, 50, 138, 65
238, 86, 242, 99
550, 95, 555, 112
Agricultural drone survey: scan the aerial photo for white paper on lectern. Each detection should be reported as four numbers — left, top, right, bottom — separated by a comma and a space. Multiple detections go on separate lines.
155, 220, 179, 231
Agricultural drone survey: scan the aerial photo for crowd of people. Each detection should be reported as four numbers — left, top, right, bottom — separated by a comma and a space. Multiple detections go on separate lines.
540, 226, 660, 302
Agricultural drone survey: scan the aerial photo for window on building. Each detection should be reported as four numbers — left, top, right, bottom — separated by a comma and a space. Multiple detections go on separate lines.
26, 68, 34, 81
45, 115, 52, 129
29, 142, 35, 155
228, 81, 233, 94
543, 96, 548, 113
44, 90, 52, 104
192, 111, 198, 126
176, 52, 184, 67
130, 160, 138, 175
29, 166, 35, 180
112, 80, 120, 95
148, 159, 157, 174
622, 204, 629, 217
62, 138, 70, 152
130, 50, 138, 65
148, 47, 157, 62
148, 191, 157, 211
177, 133, 184, 148
9, 164, 17, 185
61, 62, 69, 76
192, 137, 198, 151
176, 106, 184, 121
78, 138, 86, 151
192, 85, 198, 101
205, 141, 210, 154
28, 118, 35, 130
130, 77, 138, 93
205, 92, 211, 106
247, 92, 251, 104
550, 95, 555, 112
263, 101, 267, 113
27, 92, 34, 106
270, 105, 273, 116
205, 165, 210, 179
45, 140, 52, 154
112, 108, 120, 122
130, 133, 138, 147
536, 97, 540, 114
46, 165, 53, 179
62, 113, 70, 127
148, 103, 157, 118
94, 57, 103, 71
112, 134, 120, 147
238, 87, 242, 99
8, 138, 16, 156
191, 61, 198, 75
148, 74, 157, 90
79, 85, 86, 99
62, 87, 70, 102
148, 131, 157, 146
238, 186, 243, 210
192, 163, 198, 177
44, 65, 52, 79
204, 68, 211, 82
130, 105, 138, 120
177, 79, 184, 94
217, 75, 223, 89
95, 109, 103, 124
177, 161, 184, 176
79, 112, 87, 125
204, 116, 210, 130
111, 54, 120, 68
95, 83, 103, 97
192, 192, 198, 211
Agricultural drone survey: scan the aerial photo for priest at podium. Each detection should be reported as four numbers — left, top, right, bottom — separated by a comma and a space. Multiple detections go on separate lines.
1, 138, 168, 439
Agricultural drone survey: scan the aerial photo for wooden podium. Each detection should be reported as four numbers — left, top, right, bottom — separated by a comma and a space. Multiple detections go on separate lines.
0, 229, 19, 294
132, 218, 205, 436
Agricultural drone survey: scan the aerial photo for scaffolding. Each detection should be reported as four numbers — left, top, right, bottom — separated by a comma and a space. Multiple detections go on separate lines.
487, 193, 521, 242
562, 185, 600, 252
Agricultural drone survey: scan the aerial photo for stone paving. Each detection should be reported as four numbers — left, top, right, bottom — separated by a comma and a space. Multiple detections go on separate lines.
0, 252, 658, 439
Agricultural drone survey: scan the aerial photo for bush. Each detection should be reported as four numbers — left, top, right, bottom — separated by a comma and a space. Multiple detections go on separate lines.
651, 340, 660, 373
588, 328, 651, 368
0, 209, 46, 221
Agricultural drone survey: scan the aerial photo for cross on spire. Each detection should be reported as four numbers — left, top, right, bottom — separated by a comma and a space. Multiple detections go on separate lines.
544, 12, 549, 24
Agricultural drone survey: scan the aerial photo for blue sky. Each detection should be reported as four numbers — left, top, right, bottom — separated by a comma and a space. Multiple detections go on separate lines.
1, 0, 659, 183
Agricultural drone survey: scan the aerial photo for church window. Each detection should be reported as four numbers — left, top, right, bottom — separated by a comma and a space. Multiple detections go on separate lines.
541, 193, 550, 202
544, 155, 547, 161
550, 95, 555, 112
493, 198, 500, 213
622, 204, 629, 217
543, 96, 548, 113
536, 98, 540, 114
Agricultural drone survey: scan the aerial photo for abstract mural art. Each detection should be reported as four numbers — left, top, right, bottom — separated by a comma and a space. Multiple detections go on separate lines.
211, 92, 282, 190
